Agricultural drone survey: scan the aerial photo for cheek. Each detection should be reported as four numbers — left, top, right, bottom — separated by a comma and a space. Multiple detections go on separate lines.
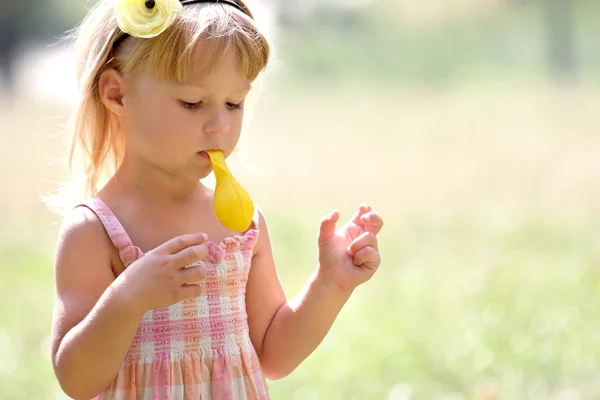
126, 96, 184, 150
226, 113, 243, 146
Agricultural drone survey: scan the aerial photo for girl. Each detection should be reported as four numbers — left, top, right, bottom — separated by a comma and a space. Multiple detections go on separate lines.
49, 0, 384, 399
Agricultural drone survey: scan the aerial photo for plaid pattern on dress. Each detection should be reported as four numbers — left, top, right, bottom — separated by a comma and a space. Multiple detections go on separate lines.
80, 198, 270, 400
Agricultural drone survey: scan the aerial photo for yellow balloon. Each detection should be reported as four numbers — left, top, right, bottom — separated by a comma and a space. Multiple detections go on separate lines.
206, 150, 254, 232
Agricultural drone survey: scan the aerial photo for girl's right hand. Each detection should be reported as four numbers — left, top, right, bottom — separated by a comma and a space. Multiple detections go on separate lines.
113, 232, 210, 313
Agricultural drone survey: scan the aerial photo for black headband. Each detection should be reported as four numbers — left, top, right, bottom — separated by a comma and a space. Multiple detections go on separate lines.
180, 0, 248, 15
114, 0, 250, 47
144, 0, 248, 15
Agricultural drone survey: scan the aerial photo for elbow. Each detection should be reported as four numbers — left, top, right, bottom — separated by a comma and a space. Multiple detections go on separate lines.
62, 387, 96, 400
56, 376, 104, 400
53, 359, 103, 400
56, 378, 96, 400
55, 372, 99, 400
262, 366, 293, 381
263, 370, 292, 381
259, 356, 297, 380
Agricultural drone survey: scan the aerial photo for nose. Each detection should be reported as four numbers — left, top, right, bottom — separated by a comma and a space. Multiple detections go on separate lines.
204, 107, 230, 136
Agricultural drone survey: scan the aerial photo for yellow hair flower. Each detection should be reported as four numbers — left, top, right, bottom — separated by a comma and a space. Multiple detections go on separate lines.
113, 0, 182, 39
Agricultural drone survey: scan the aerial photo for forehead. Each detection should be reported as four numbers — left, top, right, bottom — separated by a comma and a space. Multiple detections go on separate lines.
186, 38, 251, 91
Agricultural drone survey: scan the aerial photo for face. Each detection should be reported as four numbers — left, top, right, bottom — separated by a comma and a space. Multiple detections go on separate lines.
120, 40, 251, 180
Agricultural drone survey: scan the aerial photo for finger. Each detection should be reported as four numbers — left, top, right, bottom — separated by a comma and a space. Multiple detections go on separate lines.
177, 283, 203, 301
167, 243, 209, 269
352, 246, 380, 270
347, 231, 378, 257
177, 265, 208, 285
350, 204, 372, 226
155, 232, 208, 255
318, 210, 339, 243
359, 211, 384, 235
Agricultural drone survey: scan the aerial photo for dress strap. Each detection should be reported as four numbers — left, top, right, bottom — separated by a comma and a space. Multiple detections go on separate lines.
250, 205, 260, 231
76, 198, 142, 266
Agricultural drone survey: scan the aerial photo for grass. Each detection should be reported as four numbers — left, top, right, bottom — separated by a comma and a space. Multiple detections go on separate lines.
266, 207, 600, 400
1, 80, 600, 399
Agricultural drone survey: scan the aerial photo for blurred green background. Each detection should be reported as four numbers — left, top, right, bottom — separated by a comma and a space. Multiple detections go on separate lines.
1, 0, 600, 399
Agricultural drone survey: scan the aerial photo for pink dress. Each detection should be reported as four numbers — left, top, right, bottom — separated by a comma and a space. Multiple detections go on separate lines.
80, 198, 270, 399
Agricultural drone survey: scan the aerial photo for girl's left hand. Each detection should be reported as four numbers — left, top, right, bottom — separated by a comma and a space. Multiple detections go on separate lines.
316, 204, 384, 293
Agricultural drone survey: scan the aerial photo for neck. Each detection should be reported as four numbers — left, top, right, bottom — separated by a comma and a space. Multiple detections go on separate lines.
107, 154, 208, 207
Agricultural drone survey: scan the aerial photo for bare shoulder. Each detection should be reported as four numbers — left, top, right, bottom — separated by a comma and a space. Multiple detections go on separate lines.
51, 206, 116, 360
54, 205, 117, 294
55, 206, 112, 259
252, 206, 271, 256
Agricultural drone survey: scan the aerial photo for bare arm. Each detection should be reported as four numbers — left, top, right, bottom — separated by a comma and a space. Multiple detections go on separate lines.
51, 207, 147, 399
51, 207, 209, 399
246, 210, 354, 380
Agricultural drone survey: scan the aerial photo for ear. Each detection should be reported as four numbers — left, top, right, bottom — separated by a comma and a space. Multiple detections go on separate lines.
98, 68, 127, 116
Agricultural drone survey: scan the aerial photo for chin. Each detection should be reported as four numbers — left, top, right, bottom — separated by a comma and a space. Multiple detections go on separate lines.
194, 166, 214, 181
196, 172, 212, 181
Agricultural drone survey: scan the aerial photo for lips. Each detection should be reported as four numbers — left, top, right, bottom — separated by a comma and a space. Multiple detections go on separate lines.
198, 149, 221, 159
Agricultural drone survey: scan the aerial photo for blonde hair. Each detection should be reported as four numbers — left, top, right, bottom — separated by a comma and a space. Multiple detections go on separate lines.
45, 0, 270, 215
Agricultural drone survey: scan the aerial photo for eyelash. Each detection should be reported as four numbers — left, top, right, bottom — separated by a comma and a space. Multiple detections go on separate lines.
180, 101, 243, 111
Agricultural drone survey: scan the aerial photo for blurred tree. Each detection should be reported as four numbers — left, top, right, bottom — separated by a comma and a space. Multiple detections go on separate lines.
0, 2, 27, 93
0, 0, 87, 93
277, 0, 368, 27
544, 0, 577, 81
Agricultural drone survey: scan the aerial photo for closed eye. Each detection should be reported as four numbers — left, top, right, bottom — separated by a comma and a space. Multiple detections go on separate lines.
179, 101, 243, 111
180, 100, 202, 110
226, 102, 243, 111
